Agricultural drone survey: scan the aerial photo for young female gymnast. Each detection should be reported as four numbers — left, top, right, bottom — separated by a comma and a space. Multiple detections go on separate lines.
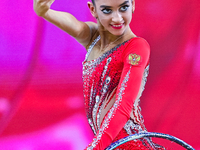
34, 0, 165, 149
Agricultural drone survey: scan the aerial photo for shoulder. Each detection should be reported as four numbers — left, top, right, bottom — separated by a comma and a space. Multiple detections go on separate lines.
122, 37, 150, 66
85, 22, 99, 50
123, 37, 150, 55
127, 37, 150, 52
85, 21, 98, 31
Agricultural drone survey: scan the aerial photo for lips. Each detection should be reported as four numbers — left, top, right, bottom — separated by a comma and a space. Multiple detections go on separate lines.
111, 23, 124, 29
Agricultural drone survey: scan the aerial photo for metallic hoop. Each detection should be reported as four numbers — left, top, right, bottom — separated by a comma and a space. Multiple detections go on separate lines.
106, 132, 195, 150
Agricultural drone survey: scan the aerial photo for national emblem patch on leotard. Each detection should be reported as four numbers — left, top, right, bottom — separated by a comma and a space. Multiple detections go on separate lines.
128, 54, 141, 66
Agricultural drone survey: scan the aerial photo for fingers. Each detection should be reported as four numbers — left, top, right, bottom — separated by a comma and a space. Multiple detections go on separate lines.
34, 0, 54, 16
34, 0, 54, 7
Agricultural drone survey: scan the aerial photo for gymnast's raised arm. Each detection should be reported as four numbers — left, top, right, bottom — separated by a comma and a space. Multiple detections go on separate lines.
33, 0, 97, 47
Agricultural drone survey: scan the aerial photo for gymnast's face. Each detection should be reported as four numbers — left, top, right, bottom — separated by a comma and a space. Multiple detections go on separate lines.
89, 0, 135, 36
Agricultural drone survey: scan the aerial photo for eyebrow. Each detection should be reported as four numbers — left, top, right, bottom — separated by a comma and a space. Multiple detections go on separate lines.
119, 1, 129, 7
100, 1, 129, 8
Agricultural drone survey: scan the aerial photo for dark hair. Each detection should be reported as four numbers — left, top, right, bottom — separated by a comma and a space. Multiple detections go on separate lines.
91, 0, 95, 5
92, 0, 133, 6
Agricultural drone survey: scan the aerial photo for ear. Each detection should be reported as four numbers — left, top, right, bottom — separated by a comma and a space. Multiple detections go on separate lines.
131, 0, 135, 13
87, 2, 97, 18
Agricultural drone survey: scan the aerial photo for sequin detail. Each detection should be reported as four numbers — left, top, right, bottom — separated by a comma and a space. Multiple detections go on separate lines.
82, 36, 163, 149
85, 35, 100, 61
83, 36, 128, 135
132, 65, 149, 125
87, 66, 131, 150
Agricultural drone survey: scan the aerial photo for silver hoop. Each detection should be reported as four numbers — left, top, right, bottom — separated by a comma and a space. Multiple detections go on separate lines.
106, 132, 195, 150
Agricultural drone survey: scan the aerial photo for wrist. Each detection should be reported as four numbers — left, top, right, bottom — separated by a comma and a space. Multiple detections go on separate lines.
42, 9, 50, 19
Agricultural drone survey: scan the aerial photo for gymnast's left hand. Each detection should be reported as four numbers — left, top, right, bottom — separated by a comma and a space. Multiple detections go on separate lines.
33, 0, 55, 17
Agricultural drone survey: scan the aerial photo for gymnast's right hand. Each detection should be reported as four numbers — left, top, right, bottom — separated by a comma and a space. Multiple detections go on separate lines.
33, 0, 55, 17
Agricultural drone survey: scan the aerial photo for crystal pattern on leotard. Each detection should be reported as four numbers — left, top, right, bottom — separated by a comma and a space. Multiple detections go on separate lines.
87, 65, 132, 150
131, 65, 149, 125
82, 36, 162, 149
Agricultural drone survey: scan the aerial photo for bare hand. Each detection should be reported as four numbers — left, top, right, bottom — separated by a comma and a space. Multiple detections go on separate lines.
33, 0, 55, 17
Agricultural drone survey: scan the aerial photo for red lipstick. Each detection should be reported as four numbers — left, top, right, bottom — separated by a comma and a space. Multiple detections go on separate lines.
111, 23, 124, 29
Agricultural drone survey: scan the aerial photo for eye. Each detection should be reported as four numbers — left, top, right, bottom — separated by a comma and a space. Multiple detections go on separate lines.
120, 5, 129, 12
101, 8, 112, 14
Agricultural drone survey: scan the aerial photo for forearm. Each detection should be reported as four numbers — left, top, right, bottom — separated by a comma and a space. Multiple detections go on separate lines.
43, 9, 88, 38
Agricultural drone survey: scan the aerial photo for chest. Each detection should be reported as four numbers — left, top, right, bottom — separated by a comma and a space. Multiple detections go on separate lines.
83, 46, 124, 81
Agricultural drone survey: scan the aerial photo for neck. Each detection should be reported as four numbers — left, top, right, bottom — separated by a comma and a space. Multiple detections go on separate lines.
98, 27, 134, 51
100, 33, 122, 48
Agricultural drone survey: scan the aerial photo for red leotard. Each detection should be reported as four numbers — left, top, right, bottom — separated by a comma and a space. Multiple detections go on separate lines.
83, 36, 165, 150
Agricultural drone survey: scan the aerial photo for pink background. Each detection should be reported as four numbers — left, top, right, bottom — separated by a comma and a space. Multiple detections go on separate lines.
0, 0, 200, 149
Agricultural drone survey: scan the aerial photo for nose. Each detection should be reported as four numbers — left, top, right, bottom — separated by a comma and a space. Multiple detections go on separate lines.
111, 11, 123, 23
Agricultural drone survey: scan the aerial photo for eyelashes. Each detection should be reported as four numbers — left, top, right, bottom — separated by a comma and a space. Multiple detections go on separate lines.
101, 8, 112, 14
101, 5, 130, 14
120, 5, 130, 12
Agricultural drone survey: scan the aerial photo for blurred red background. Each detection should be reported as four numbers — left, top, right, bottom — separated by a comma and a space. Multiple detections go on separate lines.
0, 0, 200, 149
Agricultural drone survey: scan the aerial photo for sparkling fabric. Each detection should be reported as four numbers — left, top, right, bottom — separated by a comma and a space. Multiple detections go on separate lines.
83, 36, 165, 150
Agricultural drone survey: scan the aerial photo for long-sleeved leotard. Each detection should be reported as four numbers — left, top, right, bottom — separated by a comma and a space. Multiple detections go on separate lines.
82, 36, 165, 150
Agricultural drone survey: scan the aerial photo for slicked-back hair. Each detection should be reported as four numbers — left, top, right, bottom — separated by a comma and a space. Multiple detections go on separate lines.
91, 0, 95, 5
91, 0, 133, 7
